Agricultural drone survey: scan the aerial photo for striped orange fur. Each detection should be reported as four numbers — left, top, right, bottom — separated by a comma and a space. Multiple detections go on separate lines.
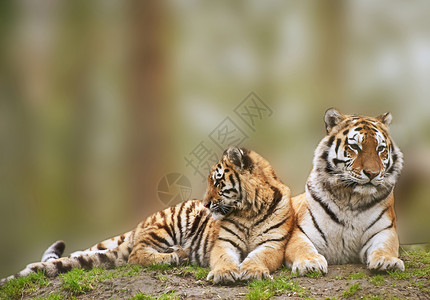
1, 147, 293, 285
285, 109, 404, 275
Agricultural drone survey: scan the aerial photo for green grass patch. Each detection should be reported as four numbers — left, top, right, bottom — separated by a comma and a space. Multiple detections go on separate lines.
402, 249, 430, 269
59, 265, 144, 295
304, 270, 324, 278
387, 269, 412, 280
387, 263, 430, 280
362, 296, 403, 300
246, 274, 306, 300
34, 293, 65, 300
145, 263, 173, 272
60, 268, 95, 295
0, 271, 50, 300
388, 250, 430, 280
156, 274, 168, 282
412, 280, 430, 293
360, 296, 383, 300
368, 274, 385, 286
342, 282, 361, 298
176, 264, 209, 280
145, 262, 209, 281
131, 290, 179, 300
120, 264, 144, 276
347, 271, 367, 280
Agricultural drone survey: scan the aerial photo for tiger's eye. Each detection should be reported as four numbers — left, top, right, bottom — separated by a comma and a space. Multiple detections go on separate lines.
348, 144, 361, 152
377, 145, 386, 153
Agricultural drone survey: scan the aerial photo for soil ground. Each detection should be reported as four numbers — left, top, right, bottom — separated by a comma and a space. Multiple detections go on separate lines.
20, 250, 430, 300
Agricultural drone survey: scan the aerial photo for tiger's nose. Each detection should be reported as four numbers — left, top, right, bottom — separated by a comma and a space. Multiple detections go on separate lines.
204, 201, 211, 209
363, 170, 379, 180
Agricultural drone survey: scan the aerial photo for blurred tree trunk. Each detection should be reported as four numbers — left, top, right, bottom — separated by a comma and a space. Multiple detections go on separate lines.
313, 0, 345, 108
126, 0, 169, 217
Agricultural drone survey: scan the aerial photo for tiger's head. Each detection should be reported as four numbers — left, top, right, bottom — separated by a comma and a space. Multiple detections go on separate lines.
203, 147, 284, 220
314, 108, 403, 198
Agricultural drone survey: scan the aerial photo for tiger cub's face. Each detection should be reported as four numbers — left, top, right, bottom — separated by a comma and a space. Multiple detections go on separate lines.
319, 108, 403, 193
203, 147, 254, 220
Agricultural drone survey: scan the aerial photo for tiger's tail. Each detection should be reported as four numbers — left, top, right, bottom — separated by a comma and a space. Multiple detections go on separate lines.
0, 235, 133, 285
41, 240, 66, 262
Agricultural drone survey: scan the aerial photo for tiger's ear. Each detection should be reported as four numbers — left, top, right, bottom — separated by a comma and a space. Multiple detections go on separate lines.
225, 147, 252, 170
376, 112, 392, 126
226, 147, 244, 169
324, 108, 345, 134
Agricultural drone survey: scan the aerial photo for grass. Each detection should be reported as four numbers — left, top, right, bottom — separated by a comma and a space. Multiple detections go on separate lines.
60, 265, 145, 295
347, 271, 367, 280
131, 290, 180, 300
245, 274, 307, 300
412, 280, 430, 293
0, 270, 50, 300
60, 268, 96, 294
176, 264, 209, 280
360, 296, 383, 300
34, 293, 64, 300
2, 249, 430, 299
145, 262, 209, 281
145, 263, 173, 272
388, 250, 430, 280
361, 296, 403, 300
342, 282, 361, 298
368, 274, 385, 286
0, 265, 145, 299
304, 270, 324, 278
0, 262, 208, 299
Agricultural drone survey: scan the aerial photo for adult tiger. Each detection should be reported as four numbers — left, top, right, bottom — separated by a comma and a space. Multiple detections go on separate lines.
285, 108, 404, 275
1, 147, 293, 285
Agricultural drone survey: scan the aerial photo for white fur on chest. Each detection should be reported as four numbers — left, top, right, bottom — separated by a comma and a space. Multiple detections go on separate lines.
304, 191, 391, 264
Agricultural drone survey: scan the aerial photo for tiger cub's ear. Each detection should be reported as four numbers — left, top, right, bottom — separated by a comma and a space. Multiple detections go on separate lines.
324, 108, 345, 134
225, 147, 253, 171
376, 112, 392, 127
226, 147, 244, 169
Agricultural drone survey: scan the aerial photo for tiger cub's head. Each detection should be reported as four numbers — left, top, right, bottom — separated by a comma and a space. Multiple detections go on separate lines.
203, 147, 283, 220
315, 108, 403, 196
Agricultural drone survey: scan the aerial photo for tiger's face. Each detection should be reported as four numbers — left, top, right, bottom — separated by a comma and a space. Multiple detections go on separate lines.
203, 147, 256, 220
317, 108, 403, 195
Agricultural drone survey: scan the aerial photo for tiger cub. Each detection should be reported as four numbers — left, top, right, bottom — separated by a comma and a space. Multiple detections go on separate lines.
1, 147, 293, 285
285, 108, 404, 275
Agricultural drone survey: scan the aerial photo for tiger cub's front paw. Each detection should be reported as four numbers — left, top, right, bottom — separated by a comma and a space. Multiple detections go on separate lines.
165, 245, 188, 265
207, 266, 240, 284
367, 251, 404, 272
239, 263, 272, 281
291, 253, 328, 276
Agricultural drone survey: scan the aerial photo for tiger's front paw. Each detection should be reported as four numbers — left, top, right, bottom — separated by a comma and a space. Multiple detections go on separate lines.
207, 266, 240, 284
291, 253, 328, 276
367, 252, 404, 272
239, 264, 272, 281
165, 245, 188, 265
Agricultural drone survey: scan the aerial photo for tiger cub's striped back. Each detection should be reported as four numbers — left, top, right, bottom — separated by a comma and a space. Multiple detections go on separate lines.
285, 108, 404, 275
1, 147, 293, 285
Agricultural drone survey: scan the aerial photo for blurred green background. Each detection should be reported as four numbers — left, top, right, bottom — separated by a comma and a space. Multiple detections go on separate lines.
1, 0, 430, 277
